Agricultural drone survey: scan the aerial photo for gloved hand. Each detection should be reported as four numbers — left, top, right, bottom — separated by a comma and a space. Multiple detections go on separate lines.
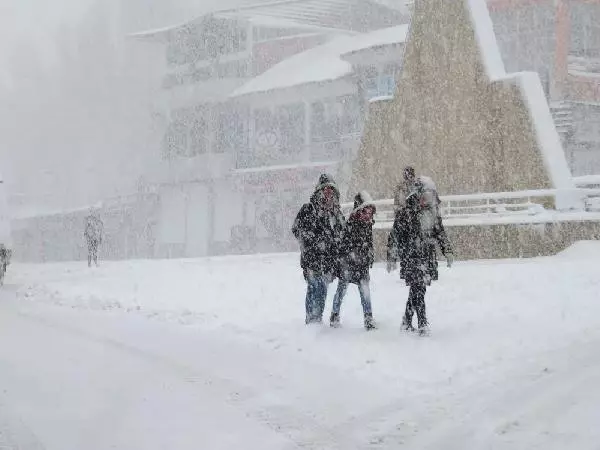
446, 253, 454, 268
386, 261, 397, 273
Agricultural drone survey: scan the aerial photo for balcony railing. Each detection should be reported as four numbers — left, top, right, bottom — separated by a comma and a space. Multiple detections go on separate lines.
235, 133, 362, 170
341, 188, 600, 226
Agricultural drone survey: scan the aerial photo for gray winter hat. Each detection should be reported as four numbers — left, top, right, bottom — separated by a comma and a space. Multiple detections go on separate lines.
314, 173, 339, 196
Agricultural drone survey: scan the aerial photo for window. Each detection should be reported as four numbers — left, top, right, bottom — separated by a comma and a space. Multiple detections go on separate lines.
162, 106, 210, 158
309, 95, 362, 161
217, 59, 249, 78
215, 106, 248, 154
165, 19, 248, 68
252, 26, 307, 43
239, 103, 307, 168
277, 103, 304, 154
570, 3, 600, 59
163, 120, 188, 159
189, 118, 207, 155
311, 100, 337, 143
363, 64, 400, 100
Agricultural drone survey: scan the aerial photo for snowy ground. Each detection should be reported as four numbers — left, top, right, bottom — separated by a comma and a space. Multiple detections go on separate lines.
1, 241, 600, 449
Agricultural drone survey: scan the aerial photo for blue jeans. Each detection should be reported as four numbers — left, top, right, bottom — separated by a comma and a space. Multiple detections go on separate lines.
305, 271, 328, 323
332, 280, 373, 316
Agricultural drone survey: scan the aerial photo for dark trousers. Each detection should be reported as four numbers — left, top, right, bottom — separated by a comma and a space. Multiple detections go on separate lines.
405, 282, 428, 328
88, 239, 99, 267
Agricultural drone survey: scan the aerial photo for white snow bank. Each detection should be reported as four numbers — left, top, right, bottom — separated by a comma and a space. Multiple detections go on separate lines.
574, 174, 600, 187
369, 95, 394, 103
232, 25, 408, 97
9, 243, 600, 387
555, 240, 600, 259
569, 69, 600, 79
374, 210, 600, 228
5, 243, 600, 448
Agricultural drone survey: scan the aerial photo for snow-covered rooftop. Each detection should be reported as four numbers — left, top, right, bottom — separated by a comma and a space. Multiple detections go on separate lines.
340, 24, 409, 55
130, 0, 408, 40
231, 24, 408, 97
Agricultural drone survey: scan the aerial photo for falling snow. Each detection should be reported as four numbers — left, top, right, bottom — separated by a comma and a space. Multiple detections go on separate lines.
0, 0, 599, 448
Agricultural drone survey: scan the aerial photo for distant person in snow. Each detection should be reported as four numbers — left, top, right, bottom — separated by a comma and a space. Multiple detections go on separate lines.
330, 191, 376, 330
0, 244, 11, 286
387, 178, 453, 335
292, 174, 345, 324
84, 209, 104, 267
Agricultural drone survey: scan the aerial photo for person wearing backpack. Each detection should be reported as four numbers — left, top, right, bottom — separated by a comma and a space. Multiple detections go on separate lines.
330, 191, 377, 330
292, 174, 345, 324
387, 178, 453, 335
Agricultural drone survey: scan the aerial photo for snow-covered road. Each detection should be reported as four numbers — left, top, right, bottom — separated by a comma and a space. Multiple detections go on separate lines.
2, 242, 600, 449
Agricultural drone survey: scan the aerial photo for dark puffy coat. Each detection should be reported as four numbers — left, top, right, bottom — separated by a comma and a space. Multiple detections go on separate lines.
387, 196, 451, 286
338, 192, 376, 284
292, 176, 345, 277
84, 215, 104, 244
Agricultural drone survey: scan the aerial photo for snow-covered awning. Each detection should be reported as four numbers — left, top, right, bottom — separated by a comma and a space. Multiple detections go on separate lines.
230, 24, 409, 97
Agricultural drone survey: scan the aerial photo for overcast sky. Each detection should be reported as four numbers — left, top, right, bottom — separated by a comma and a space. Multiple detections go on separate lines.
0, 0, 93, 84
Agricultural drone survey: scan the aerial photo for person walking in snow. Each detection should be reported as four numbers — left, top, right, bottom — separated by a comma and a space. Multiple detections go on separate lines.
292, 174, 345, 324
387, 178, 453, 335
330, 191, 377, 330
84, 210, 104, 267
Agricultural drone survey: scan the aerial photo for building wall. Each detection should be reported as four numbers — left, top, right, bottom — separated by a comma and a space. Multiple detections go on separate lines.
372, 219, 600, 261
12, 194, 159, 262
570, 103, 600, 175
490, 1, 556, 89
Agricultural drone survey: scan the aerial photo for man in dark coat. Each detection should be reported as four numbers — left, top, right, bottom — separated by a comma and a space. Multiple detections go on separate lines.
330, 191, 376, 330
387, 180, 453, 335
292, 174, 345, 324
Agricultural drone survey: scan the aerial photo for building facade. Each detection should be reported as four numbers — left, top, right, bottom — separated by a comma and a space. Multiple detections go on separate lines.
131, 0, 600, 259
488, 0, 600, 175
131, 0, 408, 258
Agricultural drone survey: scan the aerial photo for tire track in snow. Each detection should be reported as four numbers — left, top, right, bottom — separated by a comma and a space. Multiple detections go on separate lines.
341, 338, 600, 449
0, 403, 46, 450
10, 307, 364, 450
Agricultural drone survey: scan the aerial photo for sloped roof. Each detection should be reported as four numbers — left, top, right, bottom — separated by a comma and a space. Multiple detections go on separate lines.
130, 0, 407, 40
231, 24, 408, 96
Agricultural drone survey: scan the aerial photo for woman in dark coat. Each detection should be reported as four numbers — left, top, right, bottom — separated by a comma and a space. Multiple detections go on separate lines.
330, 191, 377, 330
387, 183, 453, 335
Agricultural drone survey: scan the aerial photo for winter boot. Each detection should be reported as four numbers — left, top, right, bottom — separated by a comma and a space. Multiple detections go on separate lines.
306, 315, 321, 325
401, 316, 414, 332
330, 312, 341, 328
364, 313, 376, 330
417, 323, 430, 336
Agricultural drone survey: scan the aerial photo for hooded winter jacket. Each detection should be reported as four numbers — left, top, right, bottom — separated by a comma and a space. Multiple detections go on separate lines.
292, 174, 345, 277
338, 191, 376, 284
387, 193, 451, 286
